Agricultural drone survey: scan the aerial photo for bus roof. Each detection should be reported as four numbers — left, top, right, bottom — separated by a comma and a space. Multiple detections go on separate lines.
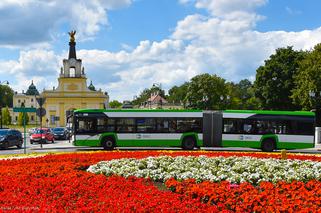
224, 109, 315, 116
74, 109, 203, 113
74, 108, 314, 116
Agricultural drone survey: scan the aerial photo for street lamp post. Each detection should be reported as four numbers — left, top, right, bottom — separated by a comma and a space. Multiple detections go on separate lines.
0, 81, 9, 129
309, 90, 321, 144
203, 95, 209, 110
220, 95, 230, 110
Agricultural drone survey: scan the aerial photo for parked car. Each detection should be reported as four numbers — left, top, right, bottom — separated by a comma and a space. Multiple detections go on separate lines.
28, 127, 38, 136
30, 128, 54, 144
52, 127, 69, 140
0, 129, 23, 149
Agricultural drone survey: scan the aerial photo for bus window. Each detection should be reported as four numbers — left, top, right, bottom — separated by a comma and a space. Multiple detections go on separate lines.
168, 119, 177, 133
106, 118, 115, 132
156, 118, 169, 133
137, 118, 156, 133
97, 117, 108, 132
116, 118, 135, 133
76, 118, 96, 133
292, 120, 314, 135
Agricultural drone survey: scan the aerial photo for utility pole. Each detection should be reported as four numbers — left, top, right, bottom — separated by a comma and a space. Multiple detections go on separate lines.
36, 97, 46, 149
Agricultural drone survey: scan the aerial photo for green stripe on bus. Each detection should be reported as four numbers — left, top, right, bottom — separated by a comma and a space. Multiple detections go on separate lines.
74, 108, 314, 116
222, 140, 314, 149
277, 142, 314, 149
222, 140, 261, 148
74, 140, 100, 146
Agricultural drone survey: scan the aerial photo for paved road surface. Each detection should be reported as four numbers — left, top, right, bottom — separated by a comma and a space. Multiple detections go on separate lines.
1, 136, 321, 155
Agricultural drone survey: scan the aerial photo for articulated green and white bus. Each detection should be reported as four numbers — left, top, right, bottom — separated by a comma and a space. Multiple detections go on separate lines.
71, 109, 315, 151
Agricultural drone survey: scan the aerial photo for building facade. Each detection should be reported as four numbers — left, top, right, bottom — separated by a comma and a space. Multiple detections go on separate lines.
12, 32, 109, 127
12, 81, 40, 125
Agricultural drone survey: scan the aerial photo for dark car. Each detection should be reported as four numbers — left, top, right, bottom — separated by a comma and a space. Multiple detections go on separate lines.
0, 129, 23, 149
52, 127, 69, 140
30, 128, 55, 144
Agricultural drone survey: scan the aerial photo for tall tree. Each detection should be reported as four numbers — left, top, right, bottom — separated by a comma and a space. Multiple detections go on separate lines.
1, 106, 11, 125
167, 82, 189, 106
0, 84, 14, 107
185, 73, 227, 110
17, 112, 29, 126
254, 46, 305, 110
109, 100, 122, 109
292, 43, 321, 110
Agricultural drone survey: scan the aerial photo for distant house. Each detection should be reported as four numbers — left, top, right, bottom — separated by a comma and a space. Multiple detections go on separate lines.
140, 92, 172, 109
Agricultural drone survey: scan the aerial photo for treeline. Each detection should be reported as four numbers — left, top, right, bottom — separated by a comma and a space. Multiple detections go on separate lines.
131, 43, 321, 111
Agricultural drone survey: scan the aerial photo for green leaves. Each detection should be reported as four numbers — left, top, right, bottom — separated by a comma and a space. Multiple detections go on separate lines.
254, 46, 305, 110
292, 43, 321, 110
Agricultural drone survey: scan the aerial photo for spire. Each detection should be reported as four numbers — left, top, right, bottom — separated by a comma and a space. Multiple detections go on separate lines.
88, 80, 96, 91
68, 30, 77, 59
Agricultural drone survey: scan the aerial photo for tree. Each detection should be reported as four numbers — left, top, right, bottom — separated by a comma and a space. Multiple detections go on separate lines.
0, 84, 14, 107
292, 43, 321, 110
253, 46, 305, 110
109, 100, 122, 109
17, 112, 29, 126
185, 73, 227, 110
1, 106, 11, 125
167, 82, 189, 107
229, 79, 259, 109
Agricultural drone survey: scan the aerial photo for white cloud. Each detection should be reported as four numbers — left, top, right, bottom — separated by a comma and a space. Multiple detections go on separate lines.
0, 49, 60, 93
2, 0, 321, 102
0, 0, 133, 47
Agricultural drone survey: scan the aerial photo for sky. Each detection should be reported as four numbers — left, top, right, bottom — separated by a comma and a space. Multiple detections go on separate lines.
1, 0, 321, 101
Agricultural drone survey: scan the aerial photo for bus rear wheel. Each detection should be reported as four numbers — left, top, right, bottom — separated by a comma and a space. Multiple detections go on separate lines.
182, 137, 196, 150
102, 137, 115, 150
261, 138, 275, 152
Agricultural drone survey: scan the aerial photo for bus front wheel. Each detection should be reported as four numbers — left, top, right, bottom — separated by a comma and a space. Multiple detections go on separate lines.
261, 138, 275, 152
102, 137, 115, 150
182, 137, 195, 150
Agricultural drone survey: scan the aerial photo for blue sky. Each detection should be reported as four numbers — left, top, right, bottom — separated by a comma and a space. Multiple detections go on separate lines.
1, 0, 321, 101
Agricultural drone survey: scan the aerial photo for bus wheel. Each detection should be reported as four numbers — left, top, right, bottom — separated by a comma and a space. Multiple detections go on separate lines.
102, 137, 115, 150
182, 137, 195, 150
261, 138, 275, 152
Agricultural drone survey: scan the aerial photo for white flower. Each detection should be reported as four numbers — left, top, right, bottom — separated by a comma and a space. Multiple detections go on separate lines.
86, 156, 321, 184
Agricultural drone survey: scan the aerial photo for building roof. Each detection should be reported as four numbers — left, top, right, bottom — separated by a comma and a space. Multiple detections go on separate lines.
147, 94, 167, 103
25, 81, 39, 96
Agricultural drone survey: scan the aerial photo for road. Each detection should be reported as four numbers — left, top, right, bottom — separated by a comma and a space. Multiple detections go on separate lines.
1, 136, 321, 155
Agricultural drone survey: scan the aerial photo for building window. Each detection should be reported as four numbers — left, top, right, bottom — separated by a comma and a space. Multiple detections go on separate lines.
15, 116, 18, 121
18, 100, 21, 103
70, 67, 76, 77
31, 116, 34, 121
31, 98, 33, 102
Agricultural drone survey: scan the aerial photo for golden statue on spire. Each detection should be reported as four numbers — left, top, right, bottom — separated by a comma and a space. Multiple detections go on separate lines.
68, 30, 76, 42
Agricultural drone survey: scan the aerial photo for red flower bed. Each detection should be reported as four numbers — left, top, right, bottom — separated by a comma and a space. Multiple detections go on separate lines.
165, 178, 321, 212
0, 151, 321, 212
